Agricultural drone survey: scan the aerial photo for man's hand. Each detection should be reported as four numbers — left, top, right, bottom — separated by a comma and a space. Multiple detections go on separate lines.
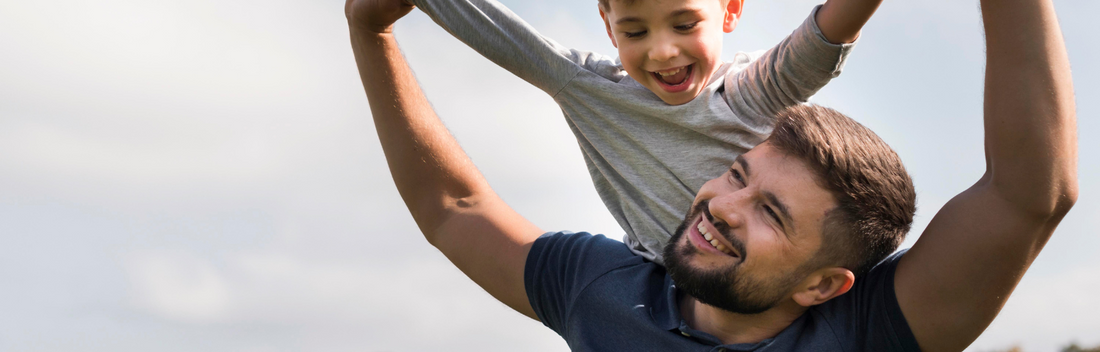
345, 0, 415, 34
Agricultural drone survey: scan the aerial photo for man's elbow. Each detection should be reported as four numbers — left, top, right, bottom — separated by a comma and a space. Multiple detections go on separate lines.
1050, 178, 1079, 220
985, 171, 1078, 223
413, 193, 492, 247
1022, 177, 1078, 224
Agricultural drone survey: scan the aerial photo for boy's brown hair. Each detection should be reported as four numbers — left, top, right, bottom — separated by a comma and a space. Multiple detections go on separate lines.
598, 0, 738, 12
767, 104, 916, 277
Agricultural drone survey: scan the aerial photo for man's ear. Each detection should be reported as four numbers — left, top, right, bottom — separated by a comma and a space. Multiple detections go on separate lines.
791, 267, 855, 307
599, 6, 618, 48
723, 0, 743, 33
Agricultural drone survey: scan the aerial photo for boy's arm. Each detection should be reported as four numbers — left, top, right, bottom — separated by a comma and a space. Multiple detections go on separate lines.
723, 5, 855, 125
894, 0, 1076, 350
406, 0, 599, 96
815, 0, 883, 44
347, 0, 544, 319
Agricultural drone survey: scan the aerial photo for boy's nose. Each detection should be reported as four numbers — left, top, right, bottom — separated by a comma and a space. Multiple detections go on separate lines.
648, 40, 680, 62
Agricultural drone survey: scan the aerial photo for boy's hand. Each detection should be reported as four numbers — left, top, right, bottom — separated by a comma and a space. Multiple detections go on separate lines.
346, 0, 415, 34
816, 0, 883, 44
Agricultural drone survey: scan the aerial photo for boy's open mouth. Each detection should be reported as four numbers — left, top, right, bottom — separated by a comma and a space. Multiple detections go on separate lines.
651, 64, 693, 92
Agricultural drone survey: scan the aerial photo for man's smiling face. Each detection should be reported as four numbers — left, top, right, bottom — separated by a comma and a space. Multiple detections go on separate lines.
664, 142, 838, 314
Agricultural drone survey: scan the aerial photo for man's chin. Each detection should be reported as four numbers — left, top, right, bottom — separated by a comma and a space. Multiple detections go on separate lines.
664, 217, 779, 315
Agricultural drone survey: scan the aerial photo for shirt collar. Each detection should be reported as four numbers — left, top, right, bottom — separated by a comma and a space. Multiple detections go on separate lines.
651, 274, 682, 331
655, 273, 781, 350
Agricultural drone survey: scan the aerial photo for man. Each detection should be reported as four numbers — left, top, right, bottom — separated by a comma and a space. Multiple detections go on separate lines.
347, 0, 1077, 350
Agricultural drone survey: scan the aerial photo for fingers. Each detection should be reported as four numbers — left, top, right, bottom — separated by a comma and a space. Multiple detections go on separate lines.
346, 0, 416, 34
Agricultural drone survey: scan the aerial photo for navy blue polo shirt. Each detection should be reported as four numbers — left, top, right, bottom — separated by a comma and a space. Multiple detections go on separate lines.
524, 231, 921, 351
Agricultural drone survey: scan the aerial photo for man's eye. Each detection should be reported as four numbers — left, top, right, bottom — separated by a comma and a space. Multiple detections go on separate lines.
675, 22, 699, 31
730, 169, 745, 185
764, 205, 783, 226
624, 30, 647, 38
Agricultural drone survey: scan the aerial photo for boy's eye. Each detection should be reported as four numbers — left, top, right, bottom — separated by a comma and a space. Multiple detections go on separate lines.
675, 21, 700, 31
624, 30, 647, 38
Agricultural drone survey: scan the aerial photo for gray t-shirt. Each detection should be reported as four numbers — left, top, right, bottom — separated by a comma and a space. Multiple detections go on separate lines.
408, 0, 855, 264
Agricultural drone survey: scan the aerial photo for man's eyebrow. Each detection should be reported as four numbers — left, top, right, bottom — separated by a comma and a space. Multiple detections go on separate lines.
734, 155, 751, 177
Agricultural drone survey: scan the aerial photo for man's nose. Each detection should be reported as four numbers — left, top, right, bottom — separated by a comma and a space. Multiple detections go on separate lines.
707, 192, 746, 229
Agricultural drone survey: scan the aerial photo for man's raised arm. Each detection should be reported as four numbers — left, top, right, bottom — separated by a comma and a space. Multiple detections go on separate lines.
346, 0, 543, 318
894, 0, 1077, 350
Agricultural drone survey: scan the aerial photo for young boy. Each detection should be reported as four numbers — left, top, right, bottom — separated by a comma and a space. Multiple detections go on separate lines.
402, 0, 878, 264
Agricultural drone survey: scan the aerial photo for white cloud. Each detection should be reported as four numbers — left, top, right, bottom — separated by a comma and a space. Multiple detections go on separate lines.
127, 251, 232, 323
124, 248, 567, 351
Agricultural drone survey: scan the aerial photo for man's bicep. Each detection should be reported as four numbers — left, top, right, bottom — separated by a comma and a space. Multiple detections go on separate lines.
431, 196, 544, 319
894, 180, 1059, 351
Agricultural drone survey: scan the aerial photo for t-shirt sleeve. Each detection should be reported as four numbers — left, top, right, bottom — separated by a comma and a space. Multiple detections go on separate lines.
407, 0, 614, 96
723, 5, 856, 127
815, 250, 922, 352
523, 231, 641, 334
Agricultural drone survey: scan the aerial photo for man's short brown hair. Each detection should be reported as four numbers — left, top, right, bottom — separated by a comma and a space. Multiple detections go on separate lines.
767, 104, 916, 277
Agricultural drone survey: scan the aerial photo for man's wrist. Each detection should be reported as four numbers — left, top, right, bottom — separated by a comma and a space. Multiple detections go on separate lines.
350, 22, 398, 42
349, 26, 399, 56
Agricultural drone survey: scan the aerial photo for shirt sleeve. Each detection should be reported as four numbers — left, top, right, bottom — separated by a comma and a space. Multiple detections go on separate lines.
523, 231, 641, 334
407, 0, 614, 96
723, 5, 856, 127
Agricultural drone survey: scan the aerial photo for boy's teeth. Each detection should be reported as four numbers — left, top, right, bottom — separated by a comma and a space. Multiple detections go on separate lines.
657, 67, 682, 76
655, 65, 690, 85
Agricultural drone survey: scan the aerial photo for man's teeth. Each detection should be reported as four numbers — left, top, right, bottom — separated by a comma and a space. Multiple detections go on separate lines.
697, 222, 733, 255
657, 67, 683, 76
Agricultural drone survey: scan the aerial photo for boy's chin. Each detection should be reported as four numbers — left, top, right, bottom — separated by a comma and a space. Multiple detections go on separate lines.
652, 88, 702, 106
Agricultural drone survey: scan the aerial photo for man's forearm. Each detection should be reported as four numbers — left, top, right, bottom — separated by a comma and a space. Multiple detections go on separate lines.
815, 0, 882, 44
980, 0, 1077, 216
350, 29, 492, 239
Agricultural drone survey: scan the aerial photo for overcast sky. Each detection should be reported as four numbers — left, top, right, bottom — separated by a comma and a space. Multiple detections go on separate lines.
0, 0, 1097, 351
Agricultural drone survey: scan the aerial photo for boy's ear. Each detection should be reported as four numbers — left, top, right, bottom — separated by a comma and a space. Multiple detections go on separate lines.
723, 0, 743, 33
599, 6, 618, 48
790, 267, 855, 307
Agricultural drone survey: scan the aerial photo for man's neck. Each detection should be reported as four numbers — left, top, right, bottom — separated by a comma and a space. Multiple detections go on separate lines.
679, 294, 806, 345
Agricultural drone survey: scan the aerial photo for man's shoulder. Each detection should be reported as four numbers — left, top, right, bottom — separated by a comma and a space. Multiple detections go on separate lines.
523, 231, 669, 336
526, 231, 649, 277
800, 250, 920, 352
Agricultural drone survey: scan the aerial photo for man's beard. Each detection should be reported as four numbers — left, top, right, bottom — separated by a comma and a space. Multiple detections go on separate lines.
662, 200, 799, 315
